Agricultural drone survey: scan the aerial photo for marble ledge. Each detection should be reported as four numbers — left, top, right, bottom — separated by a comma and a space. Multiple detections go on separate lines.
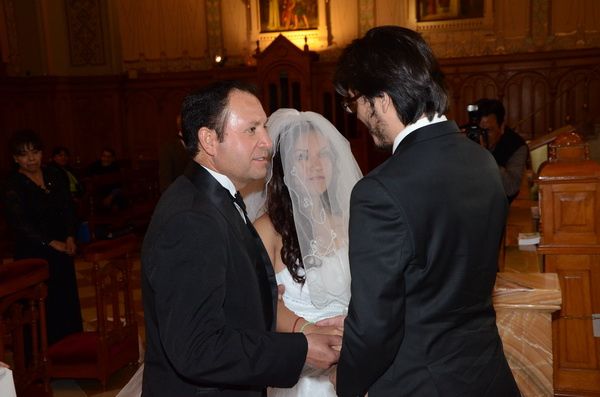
493, 272, 561, 311
492, 272, 561, 397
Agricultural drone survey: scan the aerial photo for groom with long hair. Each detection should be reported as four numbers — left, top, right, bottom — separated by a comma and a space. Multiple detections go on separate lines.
331, 26, 520, 397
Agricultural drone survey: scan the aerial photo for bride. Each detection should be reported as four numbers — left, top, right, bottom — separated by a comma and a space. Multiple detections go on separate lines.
253, 108, 362, 396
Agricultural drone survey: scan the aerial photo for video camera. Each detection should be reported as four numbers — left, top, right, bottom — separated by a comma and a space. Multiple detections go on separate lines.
461, 104, 489, 148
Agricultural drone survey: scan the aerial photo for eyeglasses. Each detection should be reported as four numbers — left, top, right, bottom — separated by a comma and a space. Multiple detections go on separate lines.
341, 93, 362, 114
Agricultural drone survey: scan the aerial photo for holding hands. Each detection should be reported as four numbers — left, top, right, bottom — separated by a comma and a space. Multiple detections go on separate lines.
49, 236, 76, 255
300, 314, 346, 370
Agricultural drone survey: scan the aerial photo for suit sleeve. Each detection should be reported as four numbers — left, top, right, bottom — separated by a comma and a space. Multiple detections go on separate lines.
337, 177, 413, 397
144, 211, 307, 388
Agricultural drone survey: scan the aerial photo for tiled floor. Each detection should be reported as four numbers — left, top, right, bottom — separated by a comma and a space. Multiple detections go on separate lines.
52, 201, 541, 396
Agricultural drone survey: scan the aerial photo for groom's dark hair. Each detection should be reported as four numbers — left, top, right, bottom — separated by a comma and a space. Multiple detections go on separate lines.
181, 80, 258, 157
334, 26, 448, 125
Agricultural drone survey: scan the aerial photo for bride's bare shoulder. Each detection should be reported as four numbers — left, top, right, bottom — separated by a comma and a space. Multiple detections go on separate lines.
253, 213, 279, 245
253, 213, 283, 268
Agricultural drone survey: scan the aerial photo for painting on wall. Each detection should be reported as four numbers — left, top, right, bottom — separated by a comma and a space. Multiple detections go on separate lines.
259, 0, 319, 32
417, 0, 484, 22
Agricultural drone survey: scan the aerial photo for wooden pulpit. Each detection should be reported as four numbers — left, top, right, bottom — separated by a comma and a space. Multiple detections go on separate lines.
537, 130, 600, 395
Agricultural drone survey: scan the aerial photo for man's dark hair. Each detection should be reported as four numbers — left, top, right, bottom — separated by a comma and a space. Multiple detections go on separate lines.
180, 80, 258, 158
334, 25, 447, 125
9, 129, 44, 156
101, 147, 116, 157
475, 98, 506, 126
52, 146, 70, 157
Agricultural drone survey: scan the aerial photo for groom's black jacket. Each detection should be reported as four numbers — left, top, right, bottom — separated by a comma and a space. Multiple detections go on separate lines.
141, 162, 307, 396
337, 121, 520, 397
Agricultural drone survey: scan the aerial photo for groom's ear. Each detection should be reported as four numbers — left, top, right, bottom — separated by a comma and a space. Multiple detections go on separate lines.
380, 92, 393, 113
198, 127, 218, 156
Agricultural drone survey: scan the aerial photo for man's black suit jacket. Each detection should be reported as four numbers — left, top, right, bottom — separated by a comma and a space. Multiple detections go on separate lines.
141, 162, 307, 396
337, 121, 520, 397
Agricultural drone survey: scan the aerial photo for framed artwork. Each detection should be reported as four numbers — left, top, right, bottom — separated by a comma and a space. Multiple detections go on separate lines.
248, 0, 329, 52
409, 0, 492, 31
259, 0, 319, 33
417, 0, 484, 22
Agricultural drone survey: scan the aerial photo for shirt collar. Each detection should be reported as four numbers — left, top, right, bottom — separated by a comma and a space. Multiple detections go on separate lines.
392, 114, 447, 153
201, 165, 237, 197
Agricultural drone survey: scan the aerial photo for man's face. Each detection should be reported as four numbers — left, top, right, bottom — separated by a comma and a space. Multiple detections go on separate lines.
213, 90, 272, 190
355, 96, 394, 150
479, 114, 503, 149
52, 151, 69, 167
100, 150, 114, 167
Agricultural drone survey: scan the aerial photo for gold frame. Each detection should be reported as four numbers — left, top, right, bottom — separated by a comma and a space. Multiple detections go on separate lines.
248, 0, 329, 52
408, 0, 493, 32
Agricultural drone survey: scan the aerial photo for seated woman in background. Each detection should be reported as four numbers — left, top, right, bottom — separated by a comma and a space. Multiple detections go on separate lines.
86, 147, 127, 212
2, 130, 83, 345
48, 146, 83, 200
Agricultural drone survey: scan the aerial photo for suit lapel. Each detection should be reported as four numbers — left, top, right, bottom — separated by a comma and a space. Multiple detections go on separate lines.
184, 162, 276, 330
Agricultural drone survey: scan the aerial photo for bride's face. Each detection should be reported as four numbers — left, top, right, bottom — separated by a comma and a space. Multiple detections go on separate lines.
291, 131, 333, 196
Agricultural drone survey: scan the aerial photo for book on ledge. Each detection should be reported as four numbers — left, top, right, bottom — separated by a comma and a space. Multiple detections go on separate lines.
518, 232, 540, 246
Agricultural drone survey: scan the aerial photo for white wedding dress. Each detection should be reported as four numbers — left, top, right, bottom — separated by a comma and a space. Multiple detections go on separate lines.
268, 249, 350, 397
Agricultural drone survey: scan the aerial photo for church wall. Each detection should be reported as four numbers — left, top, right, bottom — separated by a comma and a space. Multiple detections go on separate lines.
0, 0, 599, 174
3, 0, 600, 76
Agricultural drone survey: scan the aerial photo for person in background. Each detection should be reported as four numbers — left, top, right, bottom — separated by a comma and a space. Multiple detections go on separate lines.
475, 98, 528, 203
48, 146, 83, 200
3, 130, 83, 346
86, 147, 127, 211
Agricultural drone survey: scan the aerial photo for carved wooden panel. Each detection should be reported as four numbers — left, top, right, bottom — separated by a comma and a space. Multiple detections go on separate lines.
554, 185, 598, 243
555, 68, 600, 131
65, 0, 106, 66
545, 255, 600, 394
540, 183, 600, 245
124, 91, 161, 162
504, 72, 551, 138
256, 35, 314, 114
452, 74, 498, 120
0, 48, 599, 176
68, 92, 122, 164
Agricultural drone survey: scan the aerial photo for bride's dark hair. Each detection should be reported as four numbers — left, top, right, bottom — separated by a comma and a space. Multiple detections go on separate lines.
267, 138, 305, 284
267, 127, 337, 285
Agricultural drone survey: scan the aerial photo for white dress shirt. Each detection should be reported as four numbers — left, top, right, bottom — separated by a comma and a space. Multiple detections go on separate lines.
392, 114, 447, 153
201, 165, 246, 222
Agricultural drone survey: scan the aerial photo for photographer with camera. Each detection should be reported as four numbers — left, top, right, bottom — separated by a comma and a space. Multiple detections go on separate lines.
464, 98, 527, 203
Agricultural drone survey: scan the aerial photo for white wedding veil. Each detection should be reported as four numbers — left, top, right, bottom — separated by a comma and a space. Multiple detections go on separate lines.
261, 108, 362, 309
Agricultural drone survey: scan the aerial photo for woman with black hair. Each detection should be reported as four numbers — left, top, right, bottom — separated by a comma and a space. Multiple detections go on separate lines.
3, 130, 82, 345
253, 109, 362, 397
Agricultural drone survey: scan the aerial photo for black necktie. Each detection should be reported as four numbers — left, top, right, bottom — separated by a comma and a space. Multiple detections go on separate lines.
231, 191, 274, 328
232, 191, 249, 222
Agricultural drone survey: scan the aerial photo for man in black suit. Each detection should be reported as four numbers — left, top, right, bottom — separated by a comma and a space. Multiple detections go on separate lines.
141, 81, 341, 396
331, 26, 520, 396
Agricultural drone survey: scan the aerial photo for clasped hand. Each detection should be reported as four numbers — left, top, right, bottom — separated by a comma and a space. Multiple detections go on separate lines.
304, 314, 346, 370
49, 236, 76, 256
